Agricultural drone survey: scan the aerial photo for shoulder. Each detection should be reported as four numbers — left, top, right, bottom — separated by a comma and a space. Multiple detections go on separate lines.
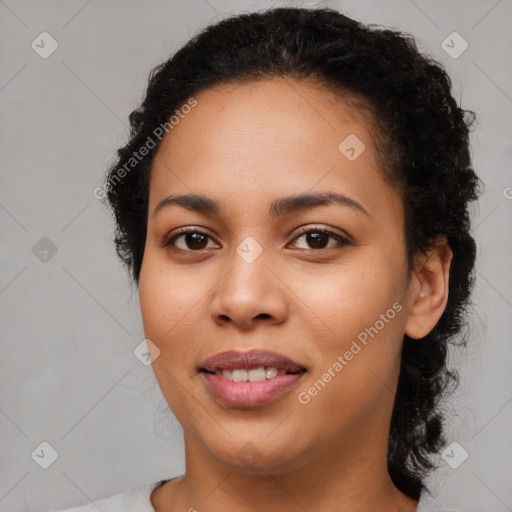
416, 486, 459, 512
52, 480, 164, 512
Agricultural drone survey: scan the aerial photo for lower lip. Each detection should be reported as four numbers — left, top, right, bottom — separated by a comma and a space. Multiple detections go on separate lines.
201, 371, 306, 408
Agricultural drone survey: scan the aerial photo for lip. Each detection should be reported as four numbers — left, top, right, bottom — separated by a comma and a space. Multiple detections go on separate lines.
199, 349, 306, 373
199, 349, 307, 408
201, 372, 306, 408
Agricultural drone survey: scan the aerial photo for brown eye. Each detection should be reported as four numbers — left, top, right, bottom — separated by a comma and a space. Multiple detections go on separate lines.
304, 232, 330, 249
164, 229, 218, 251
290, 228, 351, 250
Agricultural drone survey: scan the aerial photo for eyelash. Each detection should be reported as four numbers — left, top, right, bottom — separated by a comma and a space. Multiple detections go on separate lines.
163, 225, 352, 252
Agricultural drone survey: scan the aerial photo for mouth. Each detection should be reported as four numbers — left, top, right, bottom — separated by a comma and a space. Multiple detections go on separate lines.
199, 348, 307, 378
198, 349, 307, 408
200, 366, 306, 382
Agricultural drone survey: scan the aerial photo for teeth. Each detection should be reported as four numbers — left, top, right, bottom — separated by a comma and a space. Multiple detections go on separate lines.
232, 369, 248, 382
266, 367, 278, 379
214, 366, 288, 382
248, 367, 266, 382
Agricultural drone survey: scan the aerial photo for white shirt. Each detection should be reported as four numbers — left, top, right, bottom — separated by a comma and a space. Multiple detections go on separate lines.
53, 479, 458, 511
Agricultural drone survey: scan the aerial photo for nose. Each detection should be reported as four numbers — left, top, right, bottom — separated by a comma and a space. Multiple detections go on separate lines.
209, 249, 289, 330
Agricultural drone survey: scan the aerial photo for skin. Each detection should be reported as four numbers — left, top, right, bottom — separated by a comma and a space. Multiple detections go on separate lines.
138, 78, 452, 512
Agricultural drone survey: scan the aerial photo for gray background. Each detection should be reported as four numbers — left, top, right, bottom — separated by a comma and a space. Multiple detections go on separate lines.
1, 0, 511, 511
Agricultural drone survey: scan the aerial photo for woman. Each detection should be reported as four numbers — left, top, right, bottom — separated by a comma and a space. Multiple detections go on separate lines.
57, 6, 480, 512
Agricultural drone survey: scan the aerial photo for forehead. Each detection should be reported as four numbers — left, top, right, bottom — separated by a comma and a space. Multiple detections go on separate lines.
149, 78, 398, 221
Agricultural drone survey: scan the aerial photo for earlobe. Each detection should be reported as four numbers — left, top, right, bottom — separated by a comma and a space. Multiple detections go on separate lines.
404, 238, 453, 340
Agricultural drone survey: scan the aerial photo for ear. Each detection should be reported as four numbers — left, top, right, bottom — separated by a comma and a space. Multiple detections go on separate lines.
404, 237, 453, 339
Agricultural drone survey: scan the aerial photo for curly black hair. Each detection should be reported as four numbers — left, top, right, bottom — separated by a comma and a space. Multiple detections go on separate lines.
102, 6, 481, 500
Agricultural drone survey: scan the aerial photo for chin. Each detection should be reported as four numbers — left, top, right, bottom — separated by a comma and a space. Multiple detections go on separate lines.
199, 430, 312, 475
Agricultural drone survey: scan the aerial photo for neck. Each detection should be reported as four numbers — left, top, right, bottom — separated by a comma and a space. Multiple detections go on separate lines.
152, 433, 418, 512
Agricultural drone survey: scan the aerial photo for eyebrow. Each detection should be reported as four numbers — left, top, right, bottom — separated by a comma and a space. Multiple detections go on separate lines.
153, 191, 370, 219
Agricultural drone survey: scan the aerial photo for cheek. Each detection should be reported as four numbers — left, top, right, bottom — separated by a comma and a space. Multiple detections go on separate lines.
139, 253, 205, 341
298, 253, 405, 343
138, 256, 204, 423
295, 270, 405, 437
293, 251, 408, 420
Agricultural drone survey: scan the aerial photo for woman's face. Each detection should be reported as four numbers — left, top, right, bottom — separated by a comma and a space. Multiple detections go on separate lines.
139, 78, 417, 474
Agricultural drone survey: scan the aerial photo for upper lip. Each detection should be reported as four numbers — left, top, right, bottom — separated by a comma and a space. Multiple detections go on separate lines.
199, 349, 306, 373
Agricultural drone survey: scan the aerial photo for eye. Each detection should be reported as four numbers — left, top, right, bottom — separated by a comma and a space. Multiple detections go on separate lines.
163, 225, 352, 253
289, 226, 352, 250
163, 228, 219, 251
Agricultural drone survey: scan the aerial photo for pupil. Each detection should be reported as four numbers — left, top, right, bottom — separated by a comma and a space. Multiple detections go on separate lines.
187, 233, 208, 249
307, 232, 327, 249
